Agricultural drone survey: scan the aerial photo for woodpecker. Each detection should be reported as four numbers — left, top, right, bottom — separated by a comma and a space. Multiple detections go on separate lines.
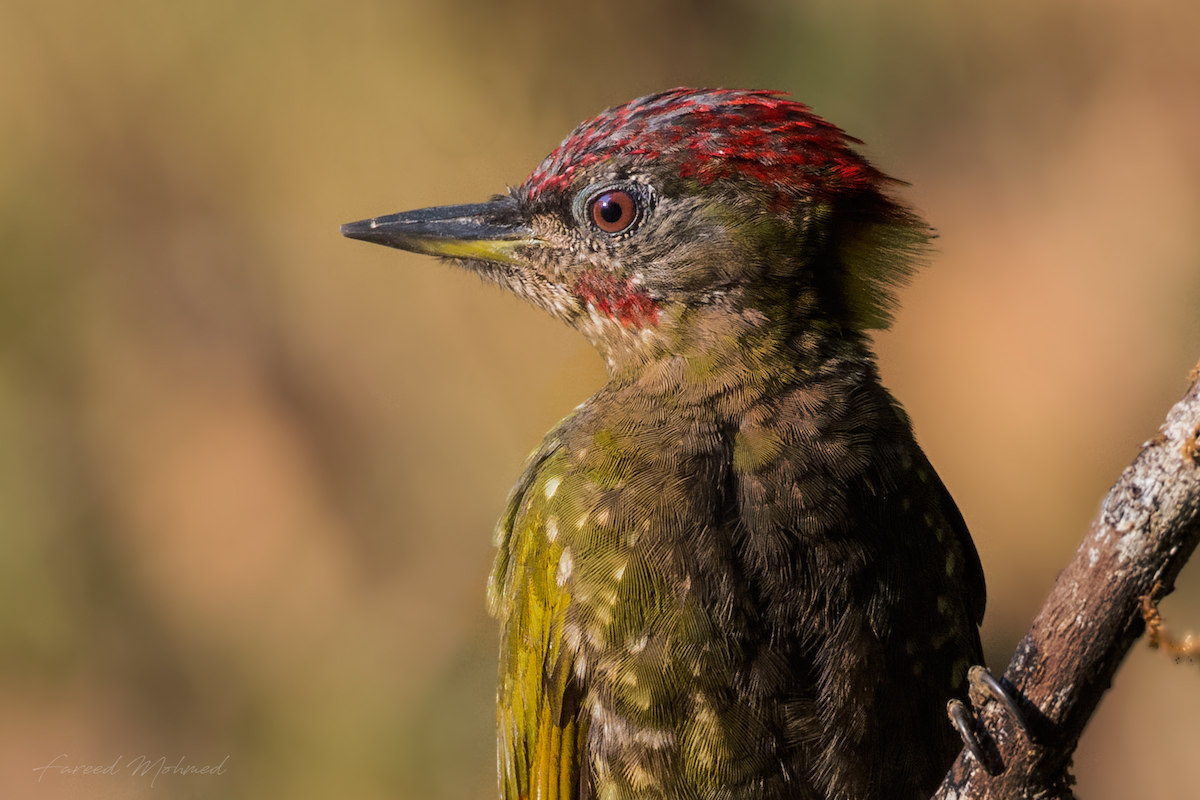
343, 88, 985, 800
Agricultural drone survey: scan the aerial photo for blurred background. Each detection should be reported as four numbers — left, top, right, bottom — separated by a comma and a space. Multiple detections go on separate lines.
1, 0, 1198, 798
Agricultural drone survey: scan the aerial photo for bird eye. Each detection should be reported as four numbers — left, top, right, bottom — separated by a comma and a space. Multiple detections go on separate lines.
589, 190, 638, 234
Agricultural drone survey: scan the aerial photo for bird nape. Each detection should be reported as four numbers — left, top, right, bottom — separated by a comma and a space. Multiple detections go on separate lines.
343, 88, 985, 800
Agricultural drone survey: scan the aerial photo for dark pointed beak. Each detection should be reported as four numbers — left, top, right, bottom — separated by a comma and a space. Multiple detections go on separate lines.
341, 196, 535, 265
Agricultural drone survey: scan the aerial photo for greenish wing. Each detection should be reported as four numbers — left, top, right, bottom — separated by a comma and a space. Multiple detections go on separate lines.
917, 448, 985, 629
490, 442, 588, 800
944, 478, 986, 630
909, 447, 988, 668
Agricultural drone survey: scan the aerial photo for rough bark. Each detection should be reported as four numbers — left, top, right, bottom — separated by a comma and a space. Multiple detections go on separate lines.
933, 362, 1200, 800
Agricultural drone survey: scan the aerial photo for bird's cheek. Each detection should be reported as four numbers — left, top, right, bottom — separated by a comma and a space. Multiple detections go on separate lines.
573, 271, 663, 330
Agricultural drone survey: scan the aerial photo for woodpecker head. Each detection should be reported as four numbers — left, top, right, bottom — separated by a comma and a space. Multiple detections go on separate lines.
343, 88, 930, 373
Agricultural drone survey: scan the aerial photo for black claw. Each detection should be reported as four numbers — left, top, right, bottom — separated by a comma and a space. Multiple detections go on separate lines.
947, 698, 1004, 775
947, 699, 986, 762
946, 666, 1034, 776
969, 665, 1030, 737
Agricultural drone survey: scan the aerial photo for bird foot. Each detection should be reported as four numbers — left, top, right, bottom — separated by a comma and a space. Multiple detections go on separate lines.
946, 666, 1030, 775
968, 666, 1029, 736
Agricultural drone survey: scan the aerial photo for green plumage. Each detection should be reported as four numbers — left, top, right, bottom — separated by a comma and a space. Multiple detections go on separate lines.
489, 334, 983, 800
342, 88, 987, 800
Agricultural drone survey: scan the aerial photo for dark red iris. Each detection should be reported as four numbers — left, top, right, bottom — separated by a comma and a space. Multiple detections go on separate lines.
590, 190, 637, 233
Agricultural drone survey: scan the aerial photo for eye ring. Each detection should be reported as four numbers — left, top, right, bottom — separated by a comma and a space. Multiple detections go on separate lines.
575, 183, 651, 236
589, 189, 638, 234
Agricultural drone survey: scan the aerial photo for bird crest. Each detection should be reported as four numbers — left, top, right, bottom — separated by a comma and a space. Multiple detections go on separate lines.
523, 88, 932, 330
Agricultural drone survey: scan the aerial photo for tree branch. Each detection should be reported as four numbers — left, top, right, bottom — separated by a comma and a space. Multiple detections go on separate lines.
934, 362, 1200, 800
